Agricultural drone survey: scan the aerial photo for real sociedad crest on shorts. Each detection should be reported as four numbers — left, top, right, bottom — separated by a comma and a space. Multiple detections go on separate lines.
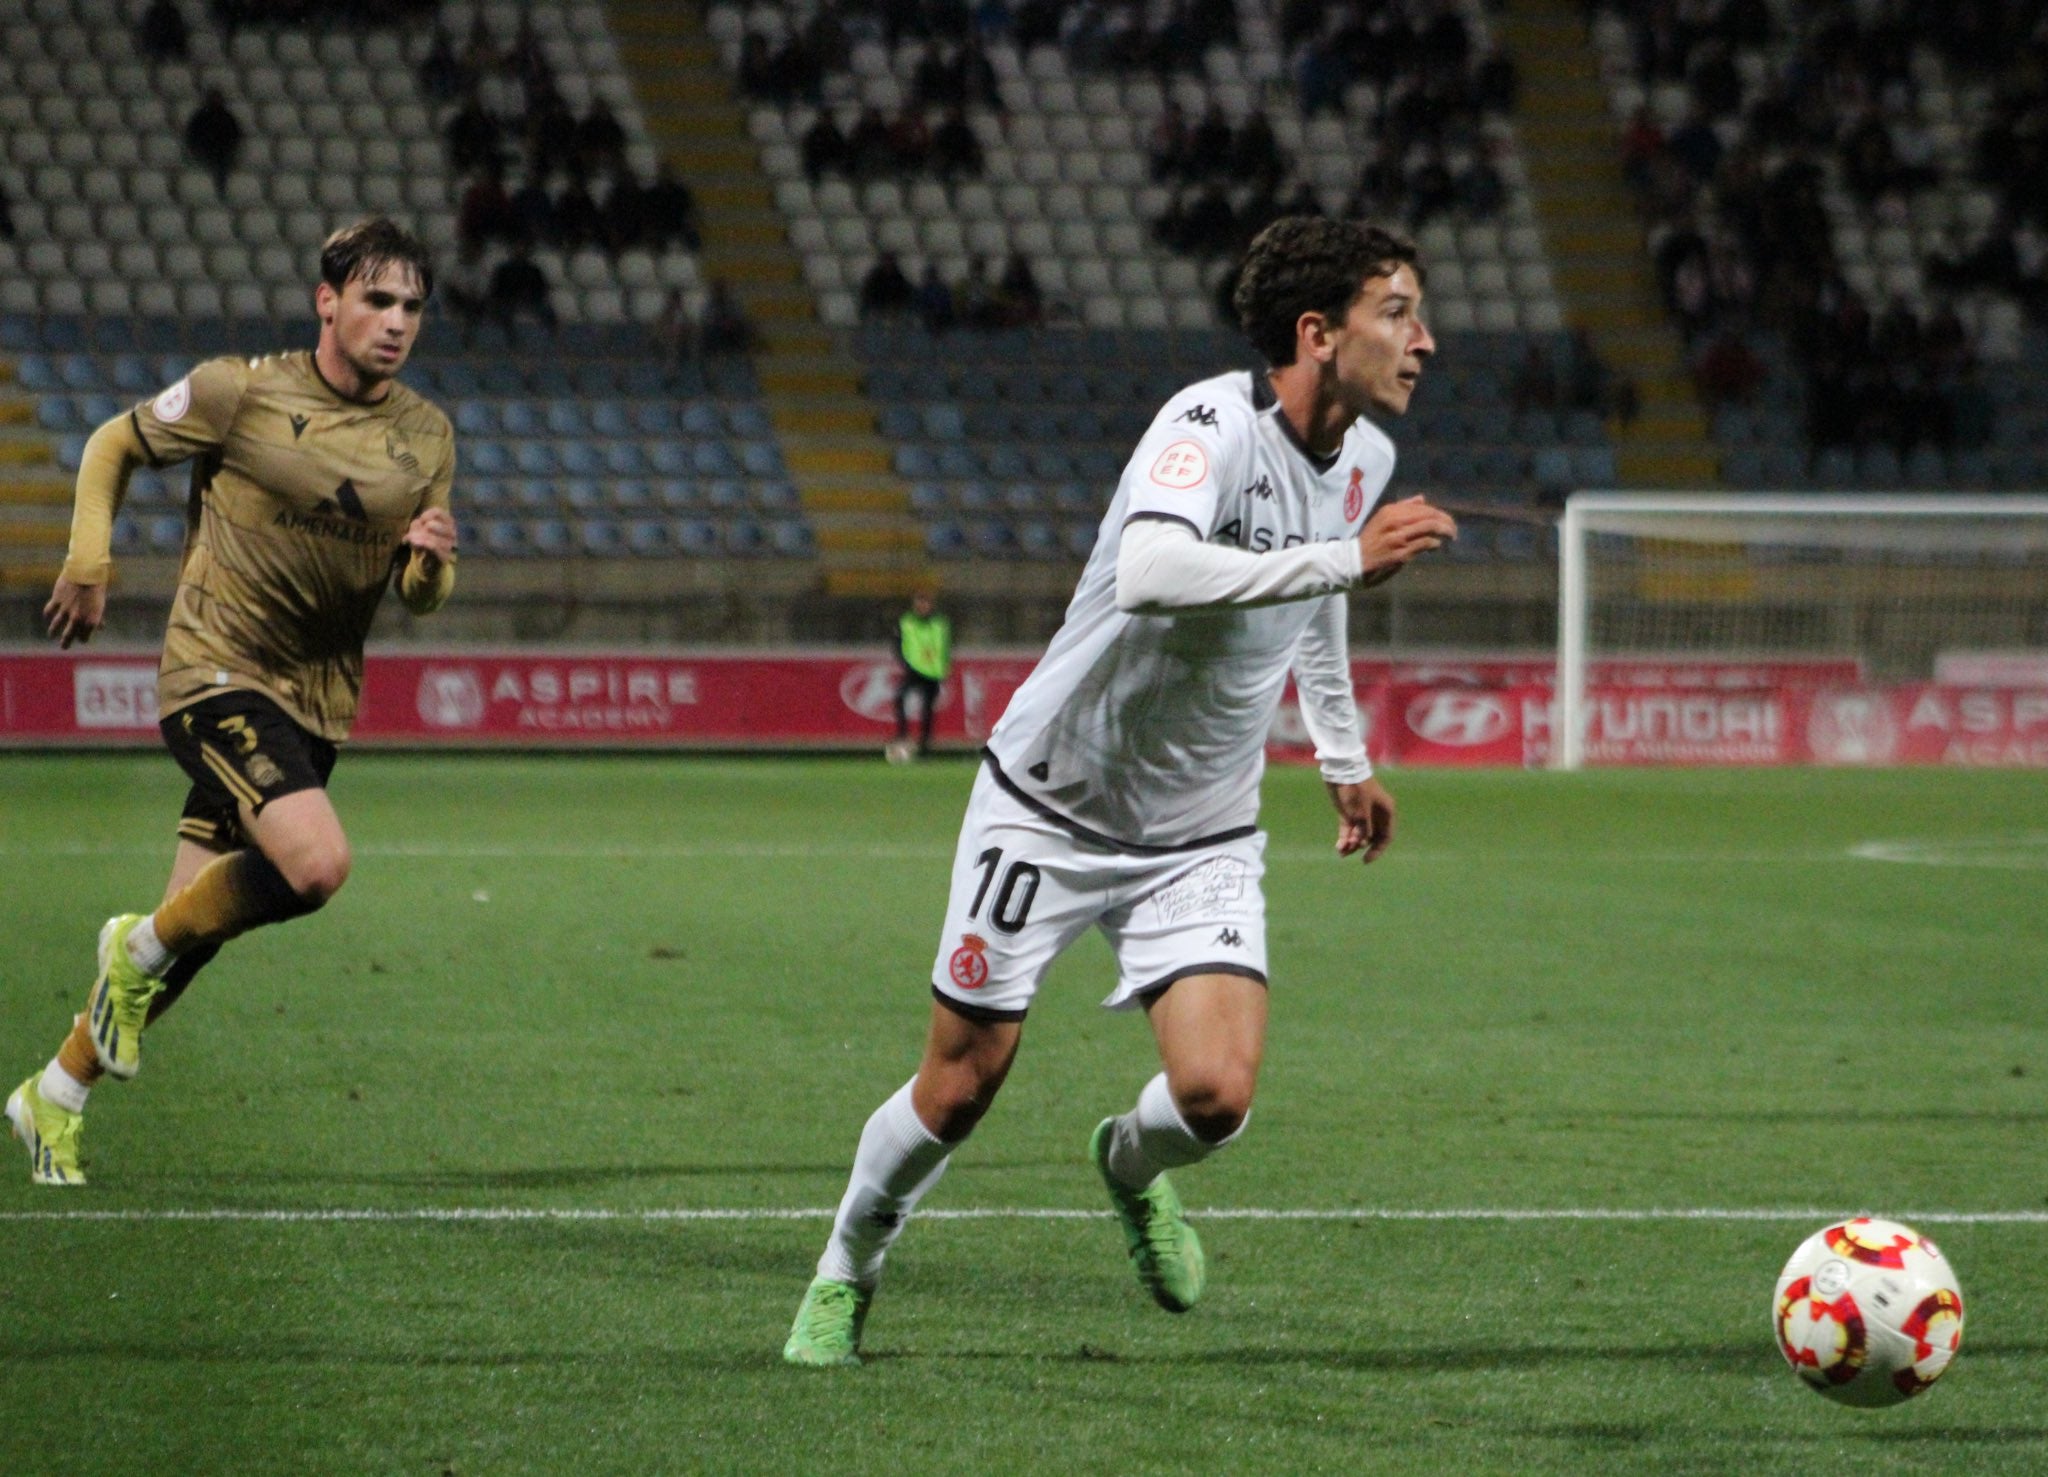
1344, 467, 1364, 522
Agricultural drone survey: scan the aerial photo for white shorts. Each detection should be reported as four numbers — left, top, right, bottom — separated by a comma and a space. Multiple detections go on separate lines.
928, 765, 1268, 1022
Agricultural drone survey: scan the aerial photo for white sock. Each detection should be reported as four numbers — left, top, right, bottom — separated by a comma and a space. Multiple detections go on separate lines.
816, 1079, 953, 1287
39, 1060, 89, 1114
1104, 1071, 1245, 1190
125, 914, 174, 977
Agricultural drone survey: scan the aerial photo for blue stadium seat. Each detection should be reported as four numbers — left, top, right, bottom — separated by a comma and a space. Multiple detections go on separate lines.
704, 479, 747, 510
680, 402, 723, 437
922, 403, 967, 440
1018, 519, 1062, 560
146, 514, 186, 554
111, 513, 143, 556
926, 520, 969, 559
612, 479, 653, 512
693, 441, 740, 477
17, 355, 60, 392
878, 405, 922, 439
514, 442, 559, 476
986, 445, 1031, 479
36, 396, 78, 432
454, 401, 498, 436
755, 480, 799, 510
110, 354, 155, 393
463, 477, 506, 510
729, 403, 772, 438
969, 518, 1019, 559
634, 403, 682, 436
501, 400, 543, 436
545, 400, 590, 437
672, 517, 719, 556
738, 440, 783, 477
467, 440, 512, 477
563, 478, 606, 511
590, 401, 634, 437
647, 441, 692, 476
654, 478, 699, 510
578, 517, 625, 556
1573, 446, 1618, 488
935, 445, 981, 479
604, 441, 648, 476
528, 518, 573, 557
626, 518, 669, 556
560, 441, 605, 477
908, 482, 947, 514
1063, 521, 1099, 560
769, 518, 814, 557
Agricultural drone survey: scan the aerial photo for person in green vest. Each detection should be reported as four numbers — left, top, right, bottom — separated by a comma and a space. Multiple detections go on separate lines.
892, 590, 951, 758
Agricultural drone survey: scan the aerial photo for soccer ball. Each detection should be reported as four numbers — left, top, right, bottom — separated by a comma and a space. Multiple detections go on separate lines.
884, 739, 915, 765
1772, 1217, 1965, 1407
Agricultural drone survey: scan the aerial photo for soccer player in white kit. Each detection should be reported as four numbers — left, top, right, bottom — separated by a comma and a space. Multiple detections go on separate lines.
785, 218, 1458, 1365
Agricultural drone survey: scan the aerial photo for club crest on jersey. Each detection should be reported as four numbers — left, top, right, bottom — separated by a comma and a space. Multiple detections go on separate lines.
1344, 467, 1364, 522
153, 377, 192, 424
948, 934, 989, 990
385, 427, 420, 474
1149, 440, 1208, 490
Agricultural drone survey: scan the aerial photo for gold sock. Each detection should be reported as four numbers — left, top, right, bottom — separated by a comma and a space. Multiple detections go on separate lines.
154, 849, 304, 953
56, 1013, 104, 1089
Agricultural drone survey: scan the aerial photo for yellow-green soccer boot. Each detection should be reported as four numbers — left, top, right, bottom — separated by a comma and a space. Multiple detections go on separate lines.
783, 1276, 874, 1367
1091, 1117, 1205, 1312
7, 1073, 85, 1186
87, 914, 164, 1081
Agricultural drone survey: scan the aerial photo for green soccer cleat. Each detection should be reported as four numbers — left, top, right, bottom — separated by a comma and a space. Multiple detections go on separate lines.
86, 914, 164, 1082
1091, 1117, 1205, 1313
783, 1276, 873, 1368
7, 1073, 86, 1187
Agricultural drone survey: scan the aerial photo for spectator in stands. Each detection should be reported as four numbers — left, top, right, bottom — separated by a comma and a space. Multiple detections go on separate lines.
1475, 43, 1518, 111
996, 253, 1042, 327
521, 78, 579, 180
1691, 328, 1767, 407
457, 165, 516, 250
1157, 181, 1237, 257
184, 88, 243, 196
1296, 35, 1349, 119
930, 108, 985, 184
916, 263, 955, 333
440, 239, 493, 334
974, 0, 1012, 42
507, 14, 555, 99
1665, 104, 1723, 186
0, 179, 14, 240
1457, 151, 1506, 217
1148, 101, 1190, 182
1186, 105, 1232, 180
848, 106, 895, 180
1278, 179, 1324, 218
419, 24, 468, 101
887, 106, 932, 173
911, 43, 959, 109
461, 12, 504, 80
802, 110, 852, 182
508, 173, 555, 247
600, 172, 649, 253
446, 89, 504, 177
576, 100, 628, 181
701, 279, 759, 356
658, 286, 699, 368
487, 246, 557, 331
806, 2, 852, 66
955, 255, 1001, 329
859, 251, 918, 319
739, 32, 777, 97
1510, 342, 1557, 415
1563, 329, 1638, 424
1404, 146, 1457, 228
136, 0, 189, 62
1232, 112, 1287, 194
1619, 105, 1664, 193
642, 165, 702, 251
553, 177, 605, 251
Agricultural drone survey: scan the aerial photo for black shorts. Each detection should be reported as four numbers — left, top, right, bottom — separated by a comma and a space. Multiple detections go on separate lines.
160, 691, 338, 851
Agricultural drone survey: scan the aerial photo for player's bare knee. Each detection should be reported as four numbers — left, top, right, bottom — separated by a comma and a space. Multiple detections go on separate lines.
286, 844, 351, 908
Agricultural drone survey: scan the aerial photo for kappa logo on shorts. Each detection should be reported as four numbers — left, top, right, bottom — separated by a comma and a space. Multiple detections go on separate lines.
948, 933, 990, 991
1214, 928, 1243, 948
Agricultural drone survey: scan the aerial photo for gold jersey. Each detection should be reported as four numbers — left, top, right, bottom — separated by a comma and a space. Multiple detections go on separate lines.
132, 350, 455, 741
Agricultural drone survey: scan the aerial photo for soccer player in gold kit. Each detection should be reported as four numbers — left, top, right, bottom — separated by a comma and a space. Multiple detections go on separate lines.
7, 217, 460, 1184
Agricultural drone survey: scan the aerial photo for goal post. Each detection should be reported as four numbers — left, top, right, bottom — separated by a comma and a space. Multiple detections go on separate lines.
1555, 492, 2048, 770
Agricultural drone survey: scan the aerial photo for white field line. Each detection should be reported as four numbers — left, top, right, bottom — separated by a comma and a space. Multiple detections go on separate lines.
0, 841, 1874, 864
1, 1205, 2046, 1225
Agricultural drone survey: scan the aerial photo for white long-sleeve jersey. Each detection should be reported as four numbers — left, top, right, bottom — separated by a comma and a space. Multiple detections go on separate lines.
984, 369, 1394, 850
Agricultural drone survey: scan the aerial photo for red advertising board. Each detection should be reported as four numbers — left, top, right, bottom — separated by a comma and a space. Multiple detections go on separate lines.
5, 649, 2041, 766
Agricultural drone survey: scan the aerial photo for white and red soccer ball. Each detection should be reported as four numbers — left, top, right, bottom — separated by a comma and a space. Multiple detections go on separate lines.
1773, 1217, 1965, 1408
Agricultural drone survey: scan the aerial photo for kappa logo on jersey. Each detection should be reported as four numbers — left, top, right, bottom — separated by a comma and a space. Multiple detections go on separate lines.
289, 413, 310, 440
1241, 474, 1275, 502
1214, 927, 1243, 948
152, 377, 192, 424
1149, 440, 1209, 490
1405, 690, 1512, 746
1344, 467, 1364, 522
1175, 404, 1219, 428
948, 934, 990, 990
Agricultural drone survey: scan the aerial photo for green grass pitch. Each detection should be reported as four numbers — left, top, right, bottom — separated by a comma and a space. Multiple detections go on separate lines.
0, 752, 2044, 1474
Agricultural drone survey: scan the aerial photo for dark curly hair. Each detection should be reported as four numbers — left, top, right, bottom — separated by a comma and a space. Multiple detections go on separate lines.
319, 216, 435, 300
1233, 218, 1422, 367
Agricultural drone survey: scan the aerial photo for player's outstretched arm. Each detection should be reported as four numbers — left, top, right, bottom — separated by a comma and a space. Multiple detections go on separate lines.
45, 415, 150, 647
1357, 495, 1457, 589
1328, 777, 1397, 865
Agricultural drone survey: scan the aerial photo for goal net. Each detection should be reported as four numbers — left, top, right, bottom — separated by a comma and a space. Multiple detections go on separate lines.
1555, 493, 2048, 769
